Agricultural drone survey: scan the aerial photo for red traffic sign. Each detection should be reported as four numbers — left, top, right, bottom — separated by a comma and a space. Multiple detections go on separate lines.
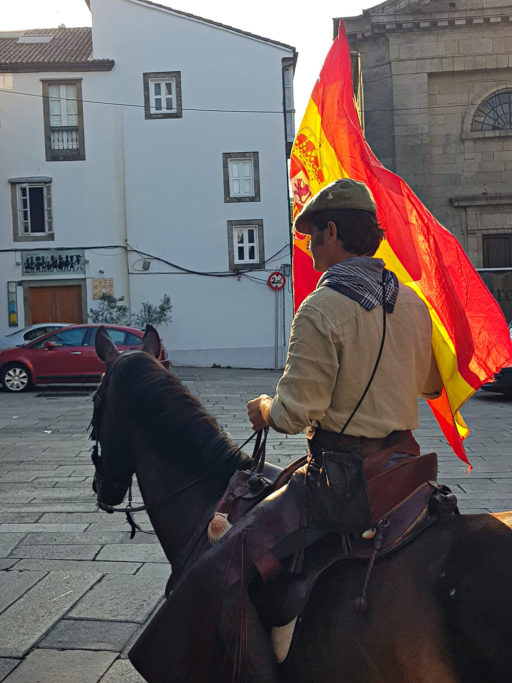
267, 271, 286, 291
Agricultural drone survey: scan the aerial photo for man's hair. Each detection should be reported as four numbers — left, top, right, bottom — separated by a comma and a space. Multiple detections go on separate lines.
310, 208, 385, 256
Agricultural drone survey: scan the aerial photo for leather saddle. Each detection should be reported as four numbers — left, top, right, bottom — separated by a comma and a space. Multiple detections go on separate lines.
240, 451, 458, 628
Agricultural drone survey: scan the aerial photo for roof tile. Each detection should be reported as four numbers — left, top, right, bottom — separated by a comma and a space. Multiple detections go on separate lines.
0, 27, 93, 64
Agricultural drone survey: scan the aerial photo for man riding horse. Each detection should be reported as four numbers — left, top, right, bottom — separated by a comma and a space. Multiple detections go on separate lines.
131, 178, 445, 682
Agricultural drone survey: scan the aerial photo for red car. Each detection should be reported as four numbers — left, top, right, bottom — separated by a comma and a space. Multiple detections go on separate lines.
0, 324, 170, 392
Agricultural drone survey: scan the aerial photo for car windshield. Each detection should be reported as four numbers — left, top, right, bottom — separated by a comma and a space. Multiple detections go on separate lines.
5, 327, 30, 337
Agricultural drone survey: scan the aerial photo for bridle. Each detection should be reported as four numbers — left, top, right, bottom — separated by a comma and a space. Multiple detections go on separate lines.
90, 359, 259, 537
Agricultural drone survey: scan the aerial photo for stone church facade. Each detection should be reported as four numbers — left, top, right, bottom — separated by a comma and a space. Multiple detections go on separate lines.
340, 0, 512, 270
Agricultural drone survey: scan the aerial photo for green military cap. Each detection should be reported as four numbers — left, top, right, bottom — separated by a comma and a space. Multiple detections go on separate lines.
294, 178, 377, 234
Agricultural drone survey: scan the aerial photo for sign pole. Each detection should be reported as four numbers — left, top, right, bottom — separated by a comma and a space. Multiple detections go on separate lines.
267, 272, 286, 370
274, 290, 279, 370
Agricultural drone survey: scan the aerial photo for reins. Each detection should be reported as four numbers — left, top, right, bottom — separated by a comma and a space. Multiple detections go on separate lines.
92, 419, 260, 538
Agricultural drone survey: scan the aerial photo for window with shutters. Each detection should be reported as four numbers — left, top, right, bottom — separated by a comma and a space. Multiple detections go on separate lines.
42, 80, 85, 161
222, 152, 260, 202
227, 220, 265, 271
143, 72, 182, 119
10, 178, 54, 242
283, 65, 295, 143
282, 59, 295, 157
483, 234, 512, 268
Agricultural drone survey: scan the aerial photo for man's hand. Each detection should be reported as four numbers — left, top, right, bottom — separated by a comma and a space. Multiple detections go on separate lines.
247, 394, 273, 431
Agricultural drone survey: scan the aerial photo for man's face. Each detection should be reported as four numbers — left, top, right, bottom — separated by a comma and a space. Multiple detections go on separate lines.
307, 223, 329, 272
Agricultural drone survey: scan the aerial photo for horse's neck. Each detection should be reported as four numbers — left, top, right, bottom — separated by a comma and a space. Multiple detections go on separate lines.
134, 444, 236, 568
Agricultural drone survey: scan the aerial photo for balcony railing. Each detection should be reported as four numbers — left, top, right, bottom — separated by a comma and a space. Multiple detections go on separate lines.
50, 126, 81, 160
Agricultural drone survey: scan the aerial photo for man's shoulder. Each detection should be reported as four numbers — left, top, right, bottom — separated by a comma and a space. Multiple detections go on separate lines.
301, 286, 352, 309
297, 286, 358, 326
396, 283, 429, 312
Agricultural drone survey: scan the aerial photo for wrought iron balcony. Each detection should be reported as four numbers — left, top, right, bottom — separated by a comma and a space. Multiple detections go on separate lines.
49, 126, 81, 160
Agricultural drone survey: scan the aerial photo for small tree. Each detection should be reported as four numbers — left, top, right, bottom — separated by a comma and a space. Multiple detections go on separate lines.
88, 294, 130, 324
132, 294, 173, 329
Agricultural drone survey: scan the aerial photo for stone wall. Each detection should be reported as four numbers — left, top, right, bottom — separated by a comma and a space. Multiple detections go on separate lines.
346, 6, 512, 266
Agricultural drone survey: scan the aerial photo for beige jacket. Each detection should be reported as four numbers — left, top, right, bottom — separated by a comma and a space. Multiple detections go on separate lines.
270, 283, 442, 437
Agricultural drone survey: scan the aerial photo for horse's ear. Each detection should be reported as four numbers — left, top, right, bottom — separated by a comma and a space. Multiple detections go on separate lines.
141, 324, 161, 358
95, 325, 120, 363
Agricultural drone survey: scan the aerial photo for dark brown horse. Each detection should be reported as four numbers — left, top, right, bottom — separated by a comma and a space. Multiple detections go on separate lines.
92, 325, 512, 683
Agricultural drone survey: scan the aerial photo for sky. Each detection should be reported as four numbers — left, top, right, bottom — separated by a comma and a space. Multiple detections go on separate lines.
0, 0, 376, 123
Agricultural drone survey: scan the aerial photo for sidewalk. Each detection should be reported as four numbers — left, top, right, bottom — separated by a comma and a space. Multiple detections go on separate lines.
0, 367, 511, 681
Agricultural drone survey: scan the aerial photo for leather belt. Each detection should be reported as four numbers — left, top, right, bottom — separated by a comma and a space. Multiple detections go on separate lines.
306, 426, 419, 458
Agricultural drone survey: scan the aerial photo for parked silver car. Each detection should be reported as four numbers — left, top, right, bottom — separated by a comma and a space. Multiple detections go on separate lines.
0, 323, 71, 349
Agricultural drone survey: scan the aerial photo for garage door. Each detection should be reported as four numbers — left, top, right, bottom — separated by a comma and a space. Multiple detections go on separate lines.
30, 285, 83, 324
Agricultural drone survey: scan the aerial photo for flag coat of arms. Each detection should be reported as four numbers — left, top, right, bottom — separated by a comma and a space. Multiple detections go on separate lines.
290, 23, 512, 466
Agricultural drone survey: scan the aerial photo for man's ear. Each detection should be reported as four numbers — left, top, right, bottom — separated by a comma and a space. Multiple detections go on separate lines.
327, 220, 338, 241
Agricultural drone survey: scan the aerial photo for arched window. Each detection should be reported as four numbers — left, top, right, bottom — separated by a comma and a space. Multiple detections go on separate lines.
471, 90, 512, 132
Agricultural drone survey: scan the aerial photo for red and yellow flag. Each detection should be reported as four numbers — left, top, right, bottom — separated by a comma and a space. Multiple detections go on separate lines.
290, 22, 512, 466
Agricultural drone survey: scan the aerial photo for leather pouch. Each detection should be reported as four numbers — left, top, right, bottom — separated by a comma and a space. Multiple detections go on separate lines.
310, 445, 371, 534
216, 428, 274, 525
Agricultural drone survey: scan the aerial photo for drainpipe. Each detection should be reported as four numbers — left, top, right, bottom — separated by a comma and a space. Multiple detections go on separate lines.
118, 106, 131, 313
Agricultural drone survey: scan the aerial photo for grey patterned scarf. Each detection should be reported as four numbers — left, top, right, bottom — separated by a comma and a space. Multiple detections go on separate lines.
317, 256, 399, 312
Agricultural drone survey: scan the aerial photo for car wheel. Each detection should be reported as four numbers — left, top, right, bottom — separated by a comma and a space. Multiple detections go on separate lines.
1, 364, 32, 392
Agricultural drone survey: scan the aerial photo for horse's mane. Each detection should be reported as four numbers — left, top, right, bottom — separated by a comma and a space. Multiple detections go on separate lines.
109, 352, 251, 474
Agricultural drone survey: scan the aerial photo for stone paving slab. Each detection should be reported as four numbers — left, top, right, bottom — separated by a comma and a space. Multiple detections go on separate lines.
0, 535, 25, 557
69, 573, 167, 623
9, 544, 102, 561
0, 560, 18, 570
10, 559, 141, 574
0, 658, 19, 682
0, 524, 88, 534
99, 659, 145, 682
95, 544, 167, 563
0, 504, 96, 514
3, 649, 117, 683
0, 570, 46, 613
0, 570, 102, 657
38, 619, 139, 652
19, 532, 127, 546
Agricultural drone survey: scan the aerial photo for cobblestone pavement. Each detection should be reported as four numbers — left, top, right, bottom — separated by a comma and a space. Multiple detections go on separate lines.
0, 367, 511, 681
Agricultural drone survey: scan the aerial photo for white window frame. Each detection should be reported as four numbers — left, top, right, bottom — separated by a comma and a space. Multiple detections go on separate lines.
223, 152, 260, 203
149, 77, 177, 114
227, 219, 264, 271
42, 79, 85, 161
228, 158, 255, 198
143, 71, 182, 119
15, 182, 53, 237
48, 83, 78, 127
233, 225, 259, 265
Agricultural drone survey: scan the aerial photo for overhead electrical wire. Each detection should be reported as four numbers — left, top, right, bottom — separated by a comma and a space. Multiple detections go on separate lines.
0, 87, 288, 114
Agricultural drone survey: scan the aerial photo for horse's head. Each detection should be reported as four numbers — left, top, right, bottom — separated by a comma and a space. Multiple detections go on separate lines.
91, 324, 161, 507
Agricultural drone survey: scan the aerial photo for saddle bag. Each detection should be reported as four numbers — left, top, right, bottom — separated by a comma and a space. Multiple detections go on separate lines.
306, 445, 371, 535
214, 428, 277, 526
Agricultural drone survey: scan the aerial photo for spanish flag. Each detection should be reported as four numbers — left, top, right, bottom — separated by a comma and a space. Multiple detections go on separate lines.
290, 22, 512, 466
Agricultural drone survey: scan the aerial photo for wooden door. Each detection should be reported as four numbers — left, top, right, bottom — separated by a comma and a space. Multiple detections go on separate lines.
30, 285, 82, 323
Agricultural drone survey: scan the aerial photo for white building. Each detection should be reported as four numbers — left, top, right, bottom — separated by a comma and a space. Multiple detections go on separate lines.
0, 0, 296, 368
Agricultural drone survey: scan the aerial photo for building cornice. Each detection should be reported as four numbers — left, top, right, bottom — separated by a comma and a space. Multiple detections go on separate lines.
0, 60, 114, 73
450, 194, 512, 207
339, 11, 512, 40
